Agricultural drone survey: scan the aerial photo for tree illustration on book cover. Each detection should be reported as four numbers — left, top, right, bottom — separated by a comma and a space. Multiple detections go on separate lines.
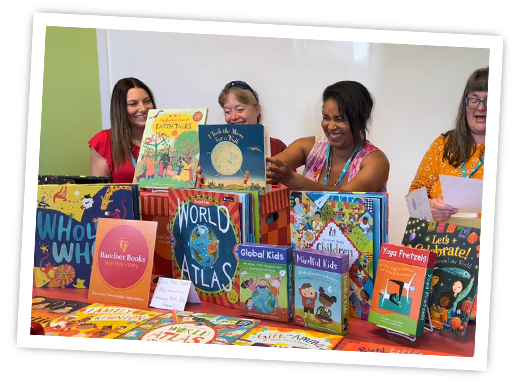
169, 189, 242, 309
401, 218, 480, 336
133, 109, 207, 188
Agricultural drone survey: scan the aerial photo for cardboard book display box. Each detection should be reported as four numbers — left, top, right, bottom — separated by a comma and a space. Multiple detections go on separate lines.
259, 185, 290, 245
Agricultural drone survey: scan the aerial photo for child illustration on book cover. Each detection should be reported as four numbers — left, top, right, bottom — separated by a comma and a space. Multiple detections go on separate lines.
299, 283, 318, 319
315, 286, 337, 324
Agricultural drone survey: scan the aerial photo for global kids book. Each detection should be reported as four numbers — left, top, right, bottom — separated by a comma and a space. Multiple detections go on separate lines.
290, 190, 388, 320
133, 108, 208, 188
401, 218, 480, 336
34, 184, 138, 289
368, 243, 437, 337
233, 326, 343, 349
294, 248, 349, 335
169, 188, 242, 309
198, 124, 270, 195
88, 218, 157, 308
237, 243, 294, 322
31, 296, 90, 327
118, 311, 260, 344
44, 303, 161, 338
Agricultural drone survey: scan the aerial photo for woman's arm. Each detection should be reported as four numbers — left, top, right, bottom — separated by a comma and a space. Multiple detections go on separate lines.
90, 147, 111, 180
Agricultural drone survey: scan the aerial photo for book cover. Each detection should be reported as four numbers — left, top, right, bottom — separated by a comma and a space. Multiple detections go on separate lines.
118, 311, 260, 344
199, 124, 268, 195
293, 248, 349, 335
169, 188, 242, 308
34, 184, 137, 289
401, 218, 480, 335
368, 244, 437, 337
290, 191, 387, 320
88, 218, 157, 308
233, 326, 343, 349
133, 108, 207, 188
237, 243, 294, 322
340, 341, 466, 356
31, 296, 90, 327
44, 303, 161, 338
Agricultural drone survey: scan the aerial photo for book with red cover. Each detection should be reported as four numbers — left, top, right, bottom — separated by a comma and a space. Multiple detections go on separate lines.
169, 188, 242, 309
341, 340, 466, 356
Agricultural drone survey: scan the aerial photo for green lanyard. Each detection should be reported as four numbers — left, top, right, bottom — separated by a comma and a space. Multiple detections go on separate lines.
323, 143, 361, 187
462, 157, 484, 178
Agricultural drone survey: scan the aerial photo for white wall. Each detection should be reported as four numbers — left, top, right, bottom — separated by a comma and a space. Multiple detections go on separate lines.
98, 29, 489, 244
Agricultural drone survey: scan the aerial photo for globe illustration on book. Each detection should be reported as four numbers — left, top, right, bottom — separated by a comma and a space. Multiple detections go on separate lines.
251, 286, 276, 313
188, 225, 219, 267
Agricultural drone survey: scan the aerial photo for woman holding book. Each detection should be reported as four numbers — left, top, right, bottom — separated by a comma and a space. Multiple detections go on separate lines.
89, 77, 157, 183
408, 67, 488, 222
266, 80, 390, 192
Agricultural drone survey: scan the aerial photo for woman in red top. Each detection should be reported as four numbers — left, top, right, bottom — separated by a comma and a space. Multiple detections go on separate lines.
89, 77, 157, 183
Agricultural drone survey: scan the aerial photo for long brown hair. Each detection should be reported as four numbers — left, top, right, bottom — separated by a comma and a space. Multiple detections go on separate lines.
443, 67, 488, 167
110, 77, 156, 169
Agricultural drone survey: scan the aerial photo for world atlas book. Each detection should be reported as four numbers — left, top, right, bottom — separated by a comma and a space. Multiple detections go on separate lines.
133, 108, 207, 188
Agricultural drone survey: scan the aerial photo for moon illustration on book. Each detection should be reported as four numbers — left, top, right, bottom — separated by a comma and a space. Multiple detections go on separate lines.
210, 141, 243, 176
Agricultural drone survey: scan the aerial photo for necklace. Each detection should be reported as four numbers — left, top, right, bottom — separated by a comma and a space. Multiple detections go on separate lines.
323, 143, 361, 187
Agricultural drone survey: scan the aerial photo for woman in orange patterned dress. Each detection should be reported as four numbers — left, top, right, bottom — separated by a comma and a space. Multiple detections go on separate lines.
409, 67, 488, 222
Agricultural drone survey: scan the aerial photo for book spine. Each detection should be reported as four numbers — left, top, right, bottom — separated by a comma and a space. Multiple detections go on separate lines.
341, 271, 350, 335
287, 261, 294, 322
416, 269, 434, 336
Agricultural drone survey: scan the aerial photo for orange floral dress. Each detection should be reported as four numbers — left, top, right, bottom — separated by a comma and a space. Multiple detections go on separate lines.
409, 135, 484, 199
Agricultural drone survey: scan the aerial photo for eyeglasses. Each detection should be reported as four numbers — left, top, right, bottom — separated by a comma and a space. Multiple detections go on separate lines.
224, 80, 259, 103
465, 97, 487, 109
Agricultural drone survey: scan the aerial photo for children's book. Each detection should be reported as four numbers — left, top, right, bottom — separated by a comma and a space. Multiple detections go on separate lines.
118, 311, 260, 344
294, 248, 349, 335
38, 175, 110, 185
44, 303, 161, 338
401, 218, 480, 335
198, 124, 270, 195
233, 326, 343, 349
368, 244, 437, 337
340, 341, 466, 356
238, 243, 294, 322
169, 188, 242, 309
133, 108, 207, 188
31, 296, 90, 327
88, 218, 157, 308
34, 184, 138, 289
290, 191, 388, 320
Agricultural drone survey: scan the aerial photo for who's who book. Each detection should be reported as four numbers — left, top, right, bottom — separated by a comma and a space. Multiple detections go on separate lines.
401, 218, 480, 335
169, 188, 242, 308
133, 108, 207, 188
34, 184, 138, 289
368, 244, 437, 337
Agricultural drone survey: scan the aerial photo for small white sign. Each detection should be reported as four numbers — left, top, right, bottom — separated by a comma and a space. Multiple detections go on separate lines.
440, 175, 483, 213
405, 187, 433, 221
150, 277, 201, 310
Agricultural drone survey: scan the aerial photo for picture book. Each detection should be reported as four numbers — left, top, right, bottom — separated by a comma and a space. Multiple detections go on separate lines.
340, 341, 466, 356
294, 248, 349, 335
233, 326, 343, 349
31, 295, 90, 327
401, 218, 480, 335
368, 244, 437, 337
237, 243, 294, 322
44, 303, 162, 338
169, 188, 242, 309
290, 191, 388, 320
88, 218, 157, 308
118, 311, 260, 344
34, 184, 138, 289
38, 175, 110, 185
133, 108, 208, 188
198, 124, 269, 195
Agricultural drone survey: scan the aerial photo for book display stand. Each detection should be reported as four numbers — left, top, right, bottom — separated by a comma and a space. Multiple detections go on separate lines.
386, 310, 434, 342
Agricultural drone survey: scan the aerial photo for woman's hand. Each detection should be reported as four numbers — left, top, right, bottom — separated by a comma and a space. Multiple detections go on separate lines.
266, 157, 296, 188
429, 198, 458, 222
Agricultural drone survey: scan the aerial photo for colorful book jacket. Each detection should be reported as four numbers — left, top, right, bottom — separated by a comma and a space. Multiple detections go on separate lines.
169, 188, 242, 308
341, 341, 466, 356
290, 191, 387, 320
133, 109, 207, 188
34, 184, 138, 289
199, 124, 269, 195
401, 218, 480, 335
293, 248, 349, 335
368, 244, 437, 337
233, 326, 343, 349
31, 296, 90, 327
118, 311, 260, 344
44, 303, 161, 338
237, 243, 294, 322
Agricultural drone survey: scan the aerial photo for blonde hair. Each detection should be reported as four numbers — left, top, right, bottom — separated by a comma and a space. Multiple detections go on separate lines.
218, 86, 262, 123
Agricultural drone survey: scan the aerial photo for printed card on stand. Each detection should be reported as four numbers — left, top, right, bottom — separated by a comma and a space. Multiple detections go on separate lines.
150, 277, 201, 310
405, 187, 433, 221
88, 218, 157, 308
